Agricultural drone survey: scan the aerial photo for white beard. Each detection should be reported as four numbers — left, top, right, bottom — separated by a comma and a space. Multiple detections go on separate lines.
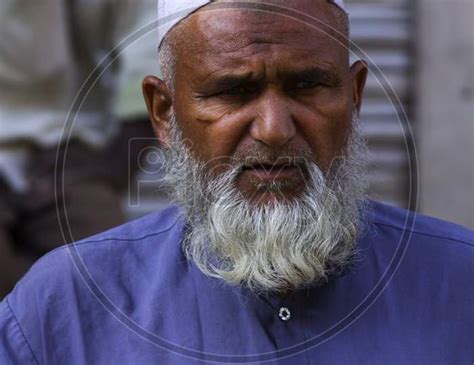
162, 110, 368, 294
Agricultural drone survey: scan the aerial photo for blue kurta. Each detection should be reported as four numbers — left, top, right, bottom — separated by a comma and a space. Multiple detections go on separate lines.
1, 201, 473, 364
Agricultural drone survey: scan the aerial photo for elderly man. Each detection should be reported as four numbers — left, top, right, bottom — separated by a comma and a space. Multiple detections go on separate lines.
1, 0, 472, 364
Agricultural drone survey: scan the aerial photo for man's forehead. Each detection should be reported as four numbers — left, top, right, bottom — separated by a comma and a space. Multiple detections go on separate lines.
158, 0, 347, 49
177, 12, 348, 88
180, 1, 345, 57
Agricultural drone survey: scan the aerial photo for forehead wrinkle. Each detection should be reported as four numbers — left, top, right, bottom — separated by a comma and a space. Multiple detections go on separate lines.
205, 0, 347, 39
168, 0, 348, 60
195, 38, 342, 77
192, 13, 327, 59
171, 3, 349, 86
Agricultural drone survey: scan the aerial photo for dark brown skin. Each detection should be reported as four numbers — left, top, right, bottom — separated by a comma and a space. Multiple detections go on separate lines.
143, 0, 367, 204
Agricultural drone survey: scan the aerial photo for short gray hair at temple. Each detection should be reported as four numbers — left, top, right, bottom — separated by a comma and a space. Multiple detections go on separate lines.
158, 1, 350, 95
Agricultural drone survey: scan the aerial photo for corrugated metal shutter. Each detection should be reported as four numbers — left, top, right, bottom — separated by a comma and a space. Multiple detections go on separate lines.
347, 0, 413, 208
125, 0, 414, 219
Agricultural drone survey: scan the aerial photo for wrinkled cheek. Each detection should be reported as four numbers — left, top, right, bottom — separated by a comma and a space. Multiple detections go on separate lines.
306, 118, 352, 172
176, 107, 253, 163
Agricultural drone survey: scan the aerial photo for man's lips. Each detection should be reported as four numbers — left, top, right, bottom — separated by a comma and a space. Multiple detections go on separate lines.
240, 163, 303, 181
235, 161, 309, 202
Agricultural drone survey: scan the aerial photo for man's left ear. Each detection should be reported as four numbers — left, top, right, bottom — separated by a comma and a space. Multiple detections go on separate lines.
350, 60, 368, 114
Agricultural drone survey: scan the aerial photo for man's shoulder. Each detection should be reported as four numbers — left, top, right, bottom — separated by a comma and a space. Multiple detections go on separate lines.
365, 200, 473, 257
0, 205, 186, 363
77, 204, 183, 245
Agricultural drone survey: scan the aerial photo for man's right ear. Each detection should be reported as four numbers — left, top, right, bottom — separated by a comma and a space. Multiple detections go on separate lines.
142, 76, 173, 147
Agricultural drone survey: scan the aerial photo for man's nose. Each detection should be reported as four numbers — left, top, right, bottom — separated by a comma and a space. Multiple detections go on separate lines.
249, 89, 296, 148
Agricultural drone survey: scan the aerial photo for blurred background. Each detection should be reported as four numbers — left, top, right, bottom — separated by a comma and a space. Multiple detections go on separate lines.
0, 0, 473, 298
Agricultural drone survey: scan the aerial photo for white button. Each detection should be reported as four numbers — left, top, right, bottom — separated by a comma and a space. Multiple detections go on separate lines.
278, 307, 291, 321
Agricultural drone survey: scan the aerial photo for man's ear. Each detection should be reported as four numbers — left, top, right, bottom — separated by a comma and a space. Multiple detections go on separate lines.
350, 60, 368, 114
142, 76, 173, 147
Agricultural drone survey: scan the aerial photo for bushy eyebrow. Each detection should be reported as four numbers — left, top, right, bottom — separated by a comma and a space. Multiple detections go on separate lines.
206, 72, 259, 91
203, 66, 341, 91
280, 67, 342, 85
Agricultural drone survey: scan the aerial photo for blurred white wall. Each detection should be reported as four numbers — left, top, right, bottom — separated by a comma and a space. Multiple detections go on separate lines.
417, 0, 474, 228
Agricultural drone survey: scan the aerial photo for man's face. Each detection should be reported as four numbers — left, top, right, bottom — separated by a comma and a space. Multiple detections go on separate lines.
164, 1, 366, 204
143, 0, 368, 292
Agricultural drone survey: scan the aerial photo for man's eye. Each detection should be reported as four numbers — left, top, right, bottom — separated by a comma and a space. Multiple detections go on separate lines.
219, 86, 256, 96
220, 86, 252, 96
211, 86, 258, 101
294, 80, 320, 89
